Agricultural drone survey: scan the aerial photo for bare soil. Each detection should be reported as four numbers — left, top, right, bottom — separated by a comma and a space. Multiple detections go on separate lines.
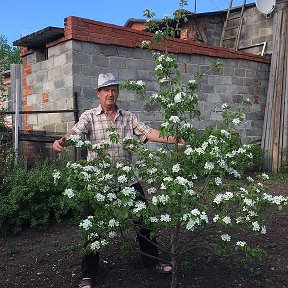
0, 182, 288, 288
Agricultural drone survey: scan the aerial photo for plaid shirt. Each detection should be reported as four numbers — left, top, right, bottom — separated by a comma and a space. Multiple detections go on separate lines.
72, 105, 152, 163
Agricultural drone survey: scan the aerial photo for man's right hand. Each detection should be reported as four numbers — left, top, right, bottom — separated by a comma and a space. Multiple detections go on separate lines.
52, 137, 66, 153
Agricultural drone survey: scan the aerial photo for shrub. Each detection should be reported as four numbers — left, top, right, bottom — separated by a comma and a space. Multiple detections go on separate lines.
0, 153, 81, 234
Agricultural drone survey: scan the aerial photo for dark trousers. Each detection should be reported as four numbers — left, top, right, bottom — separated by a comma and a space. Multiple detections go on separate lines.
81, 182, 159, 281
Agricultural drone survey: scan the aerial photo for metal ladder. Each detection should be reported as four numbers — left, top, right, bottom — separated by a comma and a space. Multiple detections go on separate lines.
220, 0, 246, 50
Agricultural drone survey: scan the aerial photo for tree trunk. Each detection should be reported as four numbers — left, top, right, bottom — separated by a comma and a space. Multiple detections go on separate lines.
170, 227, 178, 288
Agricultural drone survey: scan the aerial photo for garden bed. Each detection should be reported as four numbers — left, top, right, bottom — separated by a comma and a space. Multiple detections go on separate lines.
0, 182, 287, 288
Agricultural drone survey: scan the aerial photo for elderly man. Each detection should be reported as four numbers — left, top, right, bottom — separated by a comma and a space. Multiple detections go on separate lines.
53, 73, 183, 288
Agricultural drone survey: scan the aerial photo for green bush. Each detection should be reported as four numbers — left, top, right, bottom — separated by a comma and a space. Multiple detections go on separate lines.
0, 152, 81, 234
280, 148, 288, 174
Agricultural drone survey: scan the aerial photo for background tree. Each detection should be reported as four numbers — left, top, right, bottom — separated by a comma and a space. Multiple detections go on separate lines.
0, 35, 21, 127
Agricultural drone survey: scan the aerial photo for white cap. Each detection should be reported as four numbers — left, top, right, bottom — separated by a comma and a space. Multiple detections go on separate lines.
97, 73, 119, 89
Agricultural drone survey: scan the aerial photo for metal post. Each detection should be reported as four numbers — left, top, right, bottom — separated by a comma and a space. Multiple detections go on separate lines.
14, 79, 19, 165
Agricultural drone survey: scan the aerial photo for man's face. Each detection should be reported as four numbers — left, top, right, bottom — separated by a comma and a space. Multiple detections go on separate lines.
97, 85, 119, 108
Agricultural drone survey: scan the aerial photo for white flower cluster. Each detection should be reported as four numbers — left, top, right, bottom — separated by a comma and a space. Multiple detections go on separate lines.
182, 209, 209, 231
172, 163, 180, 173
67, 134, 82, 142
52, 170, 61, 183
213, 191, 234, 205
63, 188, 75, 198
236, 241, 247, 247
90, 239, 108, 251
169, 116, 180, 123
214, 177, 222, 186
263, 193, 288, 205
108, 218, 119, 228
152, 194, 170, 205
204, 162, 214, 171
79, 216, 94, 230
129, 80, 145, 87
221, 234, 231, 242
148, 214, 172, 223
260, 173, 269, 180
133, 201, 147, 213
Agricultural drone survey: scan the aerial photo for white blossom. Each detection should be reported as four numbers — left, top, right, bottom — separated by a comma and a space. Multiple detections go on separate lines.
149, 216, 159, 223
213, 214, 219, 222
221, 234, 231, 242
261, 226, 267, 234
220, 129, 230, 137
232, 118, 241, 125
247, 176, 254, 182
118, 175, 128, 184
175, 176, 189, 186
215, 177, 222, 186
90, 241, 100, 251
222, 216, 232, 224
169, 116, 180, 123
133, 201, 147, 213
53, 171, 61, 182
108, 231, 117, 238
147, 187, 157, 194
108, 218, 119, 228
79, 217, 93, 230
63, 188, 75, 198
160, 214, 171, 222
95, 193, 105, 202
252, 221, 260, 231
172, 163, 181, 173
204, 162, 214, 171
261, 173, 269, 180
236, 241, 247, 247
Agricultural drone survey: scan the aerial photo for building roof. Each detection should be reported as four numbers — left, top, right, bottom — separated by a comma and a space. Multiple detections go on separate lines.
13, 27, 64, 49
124, 3, 256, 28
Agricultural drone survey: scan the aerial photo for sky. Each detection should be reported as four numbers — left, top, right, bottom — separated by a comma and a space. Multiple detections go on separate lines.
1, 0, 254, 47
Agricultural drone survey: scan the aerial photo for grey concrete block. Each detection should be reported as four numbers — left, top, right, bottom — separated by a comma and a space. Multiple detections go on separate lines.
235, 68, 246, 77
119, 69, 137, 81
126, 59, 143, 69
48, 45, 60, 58
201, 84, 215, 93
59, 41, 73, 53
136, 70, 154, 80
214, 85, 226, 94
133, 48, 152, 60
92, 55, 109, 67
72, 41, 82, 52
81, 42, 100, 54
27, 94, 38, 105
177, 54, 192, 63
74, 76, 92, 88
100, 45, 118, 56
53, 79, 66, 90
118, 47, 134, 57
232, 77, 244, 86
110, 57, 126, 68
32, 84, 44, 94
48, 69, 61, 81
54, 54, 67, 67
73, 52, 93, 65
143, 60, 156, 70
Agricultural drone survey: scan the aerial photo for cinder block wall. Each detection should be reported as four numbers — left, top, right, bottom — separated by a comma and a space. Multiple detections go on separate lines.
20, 16, 271, 145
239, 6, 274, 55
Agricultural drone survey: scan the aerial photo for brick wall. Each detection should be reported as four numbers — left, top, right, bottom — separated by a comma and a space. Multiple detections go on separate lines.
20, 16, 271, 145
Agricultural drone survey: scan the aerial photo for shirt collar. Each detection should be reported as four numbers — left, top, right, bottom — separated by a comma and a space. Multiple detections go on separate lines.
95, 104, 122, 115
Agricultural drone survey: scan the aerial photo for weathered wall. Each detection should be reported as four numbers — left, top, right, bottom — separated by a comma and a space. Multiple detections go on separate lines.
19, 16, 271, 146
239, 6, 274, 55
181, 5, 274, 55
22, 42, 75, 132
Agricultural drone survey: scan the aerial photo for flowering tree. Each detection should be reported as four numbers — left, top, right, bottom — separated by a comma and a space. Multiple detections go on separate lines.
54, 2, 288, 287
